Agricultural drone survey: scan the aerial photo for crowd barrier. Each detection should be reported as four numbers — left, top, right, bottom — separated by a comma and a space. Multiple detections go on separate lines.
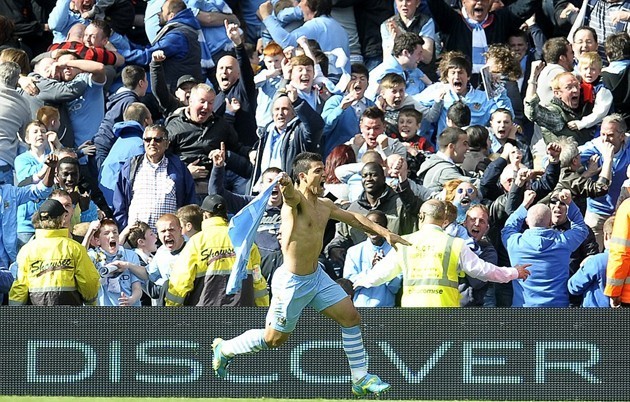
1, 307, 627, 400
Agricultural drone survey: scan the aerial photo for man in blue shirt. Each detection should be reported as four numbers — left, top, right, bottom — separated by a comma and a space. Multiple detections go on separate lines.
343, 210, 401, 307
579, 114, 630, 250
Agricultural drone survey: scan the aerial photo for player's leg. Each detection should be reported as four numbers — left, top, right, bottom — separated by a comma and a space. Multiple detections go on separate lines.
212, 265, 309, 378
315, 272, 391, 397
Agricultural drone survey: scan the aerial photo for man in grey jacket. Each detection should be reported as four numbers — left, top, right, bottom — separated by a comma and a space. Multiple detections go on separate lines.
417, 127, 474, 192
0, 61, 31, 180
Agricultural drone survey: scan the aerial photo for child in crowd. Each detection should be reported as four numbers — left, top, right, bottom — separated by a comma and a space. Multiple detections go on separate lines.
567, 52, 613, 134
36, 106, 61, 134
376, 73, 425, 135
15, 121, 62, 248
391, 107, 434, 155
176, 204, 203, 239
568, 216, 614, 307
124, 221, 158, 266
487, 109, 533, 168
285, 54, 321, 112
255, 41, 286, 130
84, 219, 143, 307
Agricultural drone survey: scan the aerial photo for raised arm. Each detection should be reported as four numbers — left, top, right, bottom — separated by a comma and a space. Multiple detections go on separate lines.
278, 172, 301, 207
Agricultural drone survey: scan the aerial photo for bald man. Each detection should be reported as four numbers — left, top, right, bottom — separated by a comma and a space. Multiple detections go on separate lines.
353, 199, 530, 307
213, 20, 257, 147
502, 189, 589, 307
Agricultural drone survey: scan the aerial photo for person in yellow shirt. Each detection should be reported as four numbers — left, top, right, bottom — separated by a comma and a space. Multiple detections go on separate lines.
353, 199, 531, 307
10, 198, 99, 305
165, 195, 269, 307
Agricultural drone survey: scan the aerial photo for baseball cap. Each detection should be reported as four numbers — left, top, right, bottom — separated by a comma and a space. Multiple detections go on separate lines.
38, 199, 67, 219
201, 194, 227, 215
177, 75, 199, 89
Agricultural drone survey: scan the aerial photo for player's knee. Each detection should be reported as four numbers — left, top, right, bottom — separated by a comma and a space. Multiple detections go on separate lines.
341, 309, 361, 327
264, 331, 290, 348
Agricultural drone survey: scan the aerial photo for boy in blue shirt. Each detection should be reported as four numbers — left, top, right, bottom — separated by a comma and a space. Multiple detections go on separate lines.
84, 218, 143, 306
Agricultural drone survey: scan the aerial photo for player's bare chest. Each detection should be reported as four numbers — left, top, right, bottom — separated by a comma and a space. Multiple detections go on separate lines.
297, 203, 329, 230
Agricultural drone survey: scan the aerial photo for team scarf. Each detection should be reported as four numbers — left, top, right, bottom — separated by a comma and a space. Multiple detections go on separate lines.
461, 8, 495, 74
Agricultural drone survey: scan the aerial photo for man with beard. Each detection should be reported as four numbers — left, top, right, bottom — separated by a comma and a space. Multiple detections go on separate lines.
212, 152, 409, 396
525, 63, 593, 146
326, 161, 420, 266
322, 64, 374, 157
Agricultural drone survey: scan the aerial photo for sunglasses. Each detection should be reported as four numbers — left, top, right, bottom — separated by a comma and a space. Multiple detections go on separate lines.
143, 137, 166, 144
549, 197, 567, 207
457, 187, 475, 195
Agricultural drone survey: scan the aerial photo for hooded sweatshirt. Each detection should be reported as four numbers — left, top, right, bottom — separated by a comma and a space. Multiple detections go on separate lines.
99, 120, 145, 208
93, 89, 140, 169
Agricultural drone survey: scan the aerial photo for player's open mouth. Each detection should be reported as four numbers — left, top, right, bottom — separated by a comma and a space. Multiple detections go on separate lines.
109, 241, 117, 248
470, 228, 480, 235
164, 239, 174, 247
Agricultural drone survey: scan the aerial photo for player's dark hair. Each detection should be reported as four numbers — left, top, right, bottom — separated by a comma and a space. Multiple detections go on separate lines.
292, 152, 323, 184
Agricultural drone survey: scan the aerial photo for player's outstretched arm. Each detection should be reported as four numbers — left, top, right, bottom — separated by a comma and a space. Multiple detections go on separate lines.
329, 206, 411, 249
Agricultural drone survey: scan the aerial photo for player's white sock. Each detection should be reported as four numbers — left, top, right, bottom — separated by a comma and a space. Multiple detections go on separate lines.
221, 329, 268, 357
341, 325, 368, 382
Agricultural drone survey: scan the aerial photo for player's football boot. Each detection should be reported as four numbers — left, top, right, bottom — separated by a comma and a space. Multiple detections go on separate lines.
352, 373, 391, 397
212, 338, 232, 379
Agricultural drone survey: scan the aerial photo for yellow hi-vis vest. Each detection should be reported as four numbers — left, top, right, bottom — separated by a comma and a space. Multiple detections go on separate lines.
399, 226, 464, 307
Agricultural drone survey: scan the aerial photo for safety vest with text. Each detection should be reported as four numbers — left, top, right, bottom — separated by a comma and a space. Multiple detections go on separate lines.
399, 226, 464, 307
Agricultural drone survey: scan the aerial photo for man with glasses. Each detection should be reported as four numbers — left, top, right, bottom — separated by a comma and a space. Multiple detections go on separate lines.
502, 189, 589, 307
113, 124, 196, 231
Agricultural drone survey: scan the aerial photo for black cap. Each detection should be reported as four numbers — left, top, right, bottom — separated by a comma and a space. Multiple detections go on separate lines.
201, 194, 227, 215
38, 199, 67, 219
177, 75, 198, 89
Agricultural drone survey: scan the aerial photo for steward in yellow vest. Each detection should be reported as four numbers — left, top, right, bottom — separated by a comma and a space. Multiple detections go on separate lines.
353, 199, 531, 307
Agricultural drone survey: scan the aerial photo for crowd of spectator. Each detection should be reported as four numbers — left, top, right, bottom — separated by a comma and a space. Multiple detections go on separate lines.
1, 0, 630, 308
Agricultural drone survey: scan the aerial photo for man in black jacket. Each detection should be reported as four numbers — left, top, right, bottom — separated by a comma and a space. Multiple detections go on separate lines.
251, 86, 324, 189
165, 83, 252, 197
